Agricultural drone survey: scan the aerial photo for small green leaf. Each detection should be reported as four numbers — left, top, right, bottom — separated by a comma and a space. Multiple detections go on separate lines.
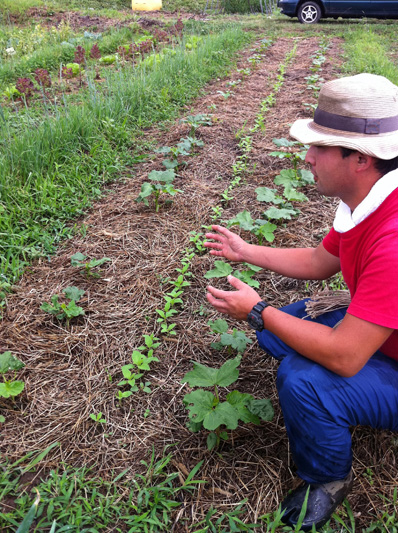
283, 185, 308, 202
221, 331, 252, 353
0, 380, 24, 398
264, 206, 298, 221
71, 252, 86, 265
63, 286, 85, 302
207, 319, 229, 334
272, 137, 297, 147
0, 415, 5, 423
247, 398, 274, 421
0, 352, 24, 374
204, 261, 233, 279
206, 431, 217, 450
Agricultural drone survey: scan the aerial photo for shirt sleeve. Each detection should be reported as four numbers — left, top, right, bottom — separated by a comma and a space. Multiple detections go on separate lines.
322, 228, 340, 258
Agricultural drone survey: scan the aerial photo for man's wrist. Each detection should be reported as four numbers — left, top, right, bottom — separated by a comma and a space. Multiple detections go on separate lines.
247, 300, 269, 331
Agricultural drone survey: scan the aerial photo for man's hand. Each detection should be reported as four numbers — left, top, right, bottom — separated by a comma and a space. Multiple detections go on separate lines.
206, 275, 262, 321
204, 225, 248, 263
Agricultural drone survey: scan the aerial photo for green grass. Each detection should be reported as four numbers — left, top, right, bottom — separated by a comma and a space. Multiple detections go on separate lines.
0, 447, 204, 531
0, 26, 253, 295
343, 26, 398, 84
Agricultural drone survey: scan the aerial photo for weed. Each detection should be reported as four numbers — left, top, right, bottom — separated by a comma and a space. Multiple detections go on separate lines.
40, 286, 85, 325
71, 252, 111, 278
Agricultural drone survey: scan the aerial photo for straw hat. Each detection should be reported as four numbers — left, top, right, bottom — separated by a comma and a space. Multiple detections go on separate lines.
290, 73, 398, 160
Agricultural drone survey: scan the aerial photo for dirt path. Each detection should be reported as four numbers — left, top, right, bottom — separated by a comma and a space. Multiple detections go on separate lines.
1, 34, 395, 528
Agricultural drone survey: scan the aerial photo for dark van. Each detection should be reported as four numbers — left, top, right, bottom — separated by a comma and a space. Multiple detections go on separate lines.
277, 0, 398, 23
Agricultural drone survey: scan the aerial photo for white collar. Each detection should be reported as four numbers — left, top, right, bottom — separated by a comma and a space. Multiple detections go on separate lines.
333, 168, 398, 233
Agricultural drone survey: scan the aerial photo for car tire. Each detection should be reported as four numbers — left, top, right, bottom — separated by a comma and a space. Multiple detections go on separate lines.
297, 1, 322, 23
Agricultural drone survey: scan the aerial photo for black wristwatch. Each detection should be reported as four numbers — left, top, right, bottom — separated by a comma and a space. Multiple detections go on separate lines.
247, 301, 269, 331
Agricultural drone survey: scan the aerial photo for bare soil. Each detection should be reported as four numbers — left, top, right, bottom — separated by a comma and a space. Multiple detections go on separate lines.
0, 23, 396, 530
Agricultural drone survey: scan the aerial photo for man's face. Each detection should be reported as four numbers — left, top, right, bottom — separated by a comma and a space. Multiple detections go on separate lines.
305, 145, 355, 199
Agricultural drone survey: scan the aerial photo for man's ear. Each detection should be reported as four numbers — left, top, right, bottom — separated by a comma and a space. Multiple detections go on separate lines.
356, 152, 374, 172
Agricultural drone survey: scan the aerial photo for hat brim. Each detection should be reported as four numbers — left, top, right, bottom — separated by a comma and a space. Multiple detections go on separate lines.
290, 119, 398, 160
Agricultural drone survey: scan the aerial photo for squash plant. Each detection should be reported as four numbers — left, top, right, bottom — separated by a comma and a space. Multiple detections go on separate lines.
0, 352, 25, 421
181, 356, 274, 450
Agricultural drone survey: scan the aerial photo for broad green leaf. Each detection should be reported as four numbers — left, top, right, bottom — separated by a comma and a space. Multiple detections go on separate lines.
204, 261, 233, 279
186, 419, 203, 433
0, 415, 5, 423
203, 401, 240, 431
227, 210, 254, 231
214, 355, 241, 386
255, 187, 278, 203
283, 185, 308, 202
183, 389, 215, 422
264, 206, 298, 221
274, 168, 297, 187
0, 352, 24, 374
247, 398, 274, 421
272, 137, 296, 147
298, 168, 315, 184
226, 390, 260, 424
16, 489, 40, 533
207, 319, 229, 334
148, 169, 175, 183
181, 362, 219, 387
162, 159, 179, 169
63, 286, 85, 302
0, 380, 24, 398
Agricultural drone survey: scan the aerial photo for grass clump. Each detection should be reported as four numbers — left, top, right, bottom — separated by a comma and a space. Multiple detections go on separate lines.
0, 26, 252, 293
343, 26, 398, 84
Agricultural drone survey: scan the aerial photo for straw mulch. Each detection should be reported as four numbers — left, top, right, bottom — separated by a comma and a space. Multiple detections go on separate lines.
1, 33, 396, 530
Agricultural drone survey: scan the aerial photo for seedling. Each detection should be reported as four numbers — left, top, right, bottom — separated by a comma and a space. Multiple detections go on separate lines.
41, 286, 85, 325
226, 211, 277, 244
0, 351, 25, 401
71, 252, 111, 278
217, 90, 232, 99
189, 231, 206, 254
180, 114, 212, 138
208, 319, 252, 354
135, 169, 182, 212
181, 356, 274, 450
117, 335, 160, 402
89, 412, 106, 424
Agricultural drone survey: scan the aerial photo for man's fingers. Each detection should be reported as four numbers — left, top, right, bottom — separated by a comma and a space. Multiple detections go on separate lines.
206, 285, 229, 299
227, 275, 247, 290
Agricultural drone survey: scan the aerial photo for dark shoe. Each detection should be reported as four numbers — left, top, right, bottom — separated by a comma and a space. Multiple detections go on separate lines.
281, 471, 353, 531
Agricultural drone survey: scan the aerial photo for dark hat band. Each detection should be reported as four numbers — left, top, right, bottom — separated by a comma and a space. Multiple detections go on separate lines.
314, 108, 398, 135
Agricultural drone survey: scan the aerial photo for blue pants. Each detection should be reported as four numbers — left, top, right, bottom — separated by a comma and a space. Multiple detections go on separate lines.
256, 299, 398, 484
